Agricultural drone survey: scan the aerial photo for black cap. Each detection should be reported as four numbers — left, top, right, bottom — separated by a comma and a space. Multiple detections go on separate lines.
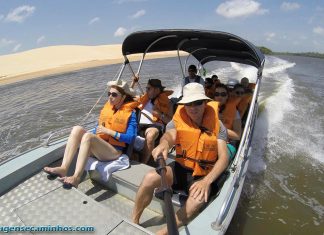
188, 64, 197, 71
211, 74, 218, 80
148, 79, 165, 89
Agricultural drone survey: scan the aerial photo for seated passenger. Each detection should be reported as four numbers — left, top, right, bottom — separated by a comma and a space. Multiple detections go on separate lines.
132, 83, 228, 234
240, 77, 255, 93
204, 77, 215, 99
214, 84, 242, 160
235, 83, 252, 120
182, 64, 205, 88
233, 84, 245, 98
226, 79, 240, 97
133, 78, 173, 164
43, 80, 138, 188
211, 74, 221, 86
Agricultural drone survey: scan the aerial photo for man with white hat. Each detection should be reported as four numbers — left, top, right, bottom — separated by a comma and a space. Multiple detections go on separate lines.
132, 83, 228, 233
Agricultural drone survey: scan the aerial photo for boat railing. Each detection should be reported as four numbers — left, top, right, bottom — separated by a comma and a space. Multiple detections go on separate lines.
45, 120, 97, 146
211, 73, 262, 231
45, 66, 123, 147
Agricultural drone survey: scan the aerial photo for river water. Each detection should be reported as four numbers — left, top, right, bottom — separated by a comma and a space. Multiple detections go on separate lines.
0, 55, 323, 234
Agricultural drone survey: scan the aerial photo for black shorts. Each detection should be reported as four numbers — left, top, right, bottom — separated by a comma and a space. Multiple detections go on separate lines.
138, 123, 164, 139
171, 161, 226, 199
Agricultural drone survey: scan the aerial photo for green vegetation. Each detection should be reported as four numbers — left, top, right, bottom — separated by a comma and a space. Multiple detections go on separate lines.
258, 46, 324, 59
259, 46, 273, 55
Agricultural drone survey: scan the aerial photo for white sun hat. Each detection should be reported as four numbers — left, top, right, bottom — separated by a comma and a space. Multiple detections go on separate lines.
227, 79, 239, 89
107, 79, 135, 96
178, 83, 211, 104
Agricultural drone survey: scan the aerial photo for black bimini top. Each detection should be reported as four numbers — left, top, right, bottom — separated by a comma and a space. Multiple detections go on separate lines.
122, 29, 265, 69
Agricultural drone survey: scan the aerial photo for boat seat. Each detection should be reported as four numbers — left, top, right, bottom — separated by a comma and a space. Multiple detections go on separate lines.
89, 157, 179, 213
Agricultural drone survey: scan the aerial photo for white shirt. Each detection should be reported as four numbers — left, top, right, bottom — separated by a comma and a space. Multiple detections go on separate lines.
139, 101, 154, 124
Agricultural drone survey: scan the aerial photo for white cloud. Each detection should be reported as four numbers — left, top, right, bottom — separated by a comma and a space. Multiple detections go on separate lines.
113, 0, 147, 4
265, 32, 276, 42
114, 27, 127, 37
130, 9, 146, 19
88, 17, 100, 25
216, 0, 268, 18
0, 38, 15, 48
37, 35, 45, 44
280, 2, 301, 11
5, 5, 35, 23
12, 43, 22, 52
313, 26, 324, 36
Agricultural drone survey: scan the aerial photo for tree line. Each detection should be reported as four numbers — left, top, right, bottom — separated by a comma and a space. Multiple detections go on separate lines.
258, 46, 324, 59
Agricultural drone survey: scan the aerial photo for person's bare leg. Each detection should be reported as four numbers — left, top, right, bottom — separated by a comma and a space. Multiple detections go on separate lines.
44, 126, 86, 176
132, 166, 173, 224
156, 191, 206, 235
142, 127, 159, 164
63, 133, 121, 187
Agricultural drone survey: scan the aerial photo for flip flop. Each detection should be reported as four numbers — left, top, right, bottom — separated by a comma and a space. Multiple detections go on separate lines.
43, 168, 62, 178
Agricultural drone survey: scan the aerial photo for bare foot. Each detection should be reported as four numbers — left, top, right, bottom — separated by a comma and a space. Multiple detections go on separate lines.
43, 166, 67, 177
156, 227, 168, 235
63, 175, 81, 188
132, 218, 139, 225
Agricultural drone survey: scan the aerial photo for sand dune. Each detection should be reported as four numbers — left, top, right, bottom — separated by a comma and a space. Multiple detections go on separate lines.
0, 44, 180, 86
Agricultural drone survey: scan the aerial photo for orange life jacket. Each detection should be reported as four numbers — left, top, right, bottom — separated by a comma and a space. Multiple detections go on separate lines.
248, 83, 256, 90
97, 101, 138, 148
238, 94, 252, 118
173, 101, 220, 176
221, 97, 241, 130
138, 90, 173, 123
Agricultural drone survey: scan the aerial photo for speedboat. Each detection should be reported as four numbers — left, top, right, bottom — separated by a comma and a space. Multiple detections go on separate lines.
0, 29, 264, 234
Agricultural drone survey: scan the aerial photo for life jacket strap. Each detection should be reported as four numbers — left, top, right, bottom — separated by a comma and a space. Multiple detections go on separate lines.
176, 150, 216, 167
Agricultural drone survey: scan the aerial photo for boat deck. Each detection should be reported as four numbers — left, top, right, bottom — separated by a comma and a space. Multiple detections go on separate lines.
0, 161, 170, 234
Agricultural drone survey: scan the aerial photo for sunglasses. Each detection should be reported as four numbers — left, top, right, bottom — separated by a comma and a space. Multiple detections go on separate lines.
108, 92, 119, 97
188, 70, 196, 73
235, 91, 245, 95
146, 86, 153, 91
214, 92, 227, 97
185, 100, 204, 107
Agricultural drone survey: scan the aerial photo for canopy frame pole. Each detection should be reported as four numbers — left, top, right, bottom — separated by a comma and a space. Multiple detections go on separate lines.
115, 60, 127, 82
176, 38, 189, 78
136, 35, 178, 77
45, 62, 127, 146
124, 56, 145, 95
184, 48, 207, 74
198, 56, 218, 76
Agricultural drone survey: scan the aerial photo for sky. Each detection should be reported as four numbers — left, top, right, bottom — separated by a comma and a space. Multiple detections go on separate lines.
0, 0, 324, 56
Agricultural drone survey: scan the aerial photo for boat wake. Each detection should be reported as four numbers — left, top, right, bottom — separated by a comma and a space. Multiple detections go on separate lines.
234, 56, 324, 228
247, 56, 324, 172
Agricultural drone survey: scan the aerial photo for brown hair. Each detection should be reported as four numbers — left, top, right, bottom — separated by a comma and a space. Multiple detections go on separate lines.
110, 85, 134, 103
215, 83, 229, 93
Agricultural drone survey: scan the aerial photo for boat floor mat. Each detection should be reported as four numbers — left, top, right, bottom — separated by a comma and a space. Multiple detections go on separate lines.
0, 171, 61, 230
78, 178, 166, 233
0, 171, 153, 234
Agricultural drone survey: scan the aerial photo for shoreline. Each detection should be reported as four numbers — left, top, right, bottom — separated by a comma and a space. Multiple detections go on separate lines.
0, 45, 182, 86
0, 58, 123, 86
